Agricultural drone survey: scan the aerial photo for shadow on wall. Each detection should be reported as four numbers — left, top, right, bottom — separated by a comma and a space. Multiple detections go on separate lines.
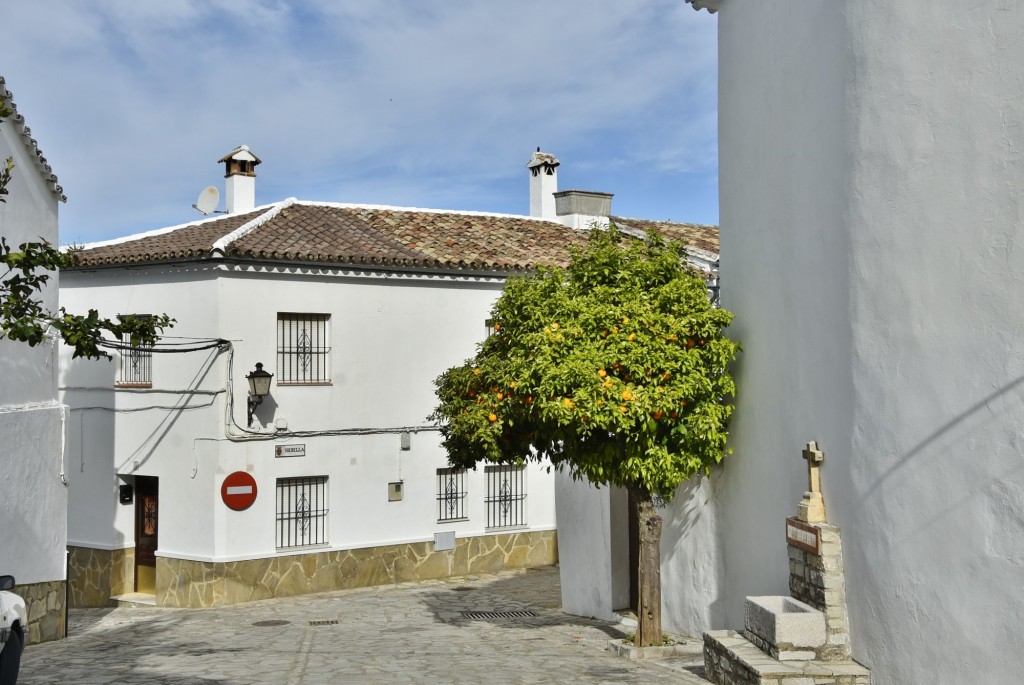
117, 347, 225, 473
660, 472, 729, 630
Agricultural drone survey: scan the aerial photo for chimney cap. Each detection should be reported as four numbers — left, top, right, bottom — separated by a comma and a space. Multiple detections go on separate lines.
527, 148, 560, 171
218, 144, 262, 165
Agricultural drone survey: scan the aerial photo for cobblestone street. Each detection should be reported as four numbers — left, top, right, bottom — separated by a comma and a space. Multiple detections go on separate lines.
19, 567, 708, 684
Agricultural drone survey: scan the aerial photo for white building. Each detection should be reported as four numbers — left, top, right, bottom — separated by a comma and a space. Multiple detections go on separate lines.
560, 2, 1024, 682
61, 148, 718, 608
0, 76, 68, 643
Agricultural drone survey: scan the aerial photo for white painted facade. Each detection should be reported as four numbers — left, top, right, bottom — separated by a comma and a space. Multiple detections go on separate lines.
620, 1, 1024, 683
60, 259, 556, 568
0, 81, 67, 586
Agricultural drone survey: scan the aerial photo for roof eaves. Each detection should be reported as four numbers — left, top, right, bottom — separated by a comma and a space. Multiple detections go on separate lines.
0, 76, 66, 203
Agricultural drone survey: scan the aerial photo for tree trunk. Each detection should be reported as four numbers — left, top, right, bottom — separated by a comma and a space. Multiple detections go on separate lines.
633, 492, 663, 647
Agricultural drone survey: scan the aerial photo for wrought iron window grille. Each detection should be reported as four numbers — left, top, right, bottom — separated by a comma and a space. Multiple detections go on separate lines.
276, 476, 328, 549
277, 313, 331, 384
485, 465, 526, 529
437, 468, 468, 521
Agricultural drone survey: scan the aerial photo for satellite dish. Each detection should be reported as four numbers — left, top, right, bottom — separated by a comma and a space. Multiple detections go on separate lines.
193, 186, 220, 215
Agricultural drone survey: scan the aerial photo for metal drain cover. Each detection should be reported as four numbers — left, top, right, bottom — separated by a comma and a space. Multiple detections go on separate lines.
309, 619, 340, 626
252, 619, 291, 627
451, 586, 474, 592
461, 610, 537, 620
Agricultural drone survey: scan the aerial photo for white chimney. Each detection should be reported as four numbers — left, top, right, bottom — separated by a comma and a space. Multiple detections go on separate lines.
554, 190, 613, 230
527, 148, 559, 219
218, 145, 261, 213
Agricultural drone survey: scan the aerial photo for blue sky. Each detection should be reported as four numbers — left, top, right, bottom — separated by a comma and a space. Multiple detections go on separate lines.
3, 1, 718, 244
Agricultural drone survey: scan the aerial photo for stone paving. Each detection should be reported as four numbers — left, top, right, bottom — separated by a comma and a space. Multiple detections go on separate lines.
19, 566, 709, 684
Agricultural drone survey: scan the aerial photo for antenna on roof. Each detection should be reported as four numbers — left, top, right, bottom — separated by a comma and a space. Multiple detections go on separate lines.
192, 186, 224, 215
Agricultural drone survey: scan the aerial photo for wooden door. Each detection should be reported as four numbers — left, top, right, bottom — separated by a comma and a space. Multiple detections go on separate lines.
134, 476, 158, 594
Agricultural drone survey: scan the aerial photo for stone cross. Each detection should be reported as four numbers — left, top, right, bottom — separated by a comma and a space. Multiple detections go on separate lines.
797, 440, 827, 523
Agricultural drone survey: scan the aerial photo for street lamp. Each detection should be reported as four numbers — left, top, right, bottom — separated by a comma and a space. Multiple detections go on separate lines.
246, 362, 273, 426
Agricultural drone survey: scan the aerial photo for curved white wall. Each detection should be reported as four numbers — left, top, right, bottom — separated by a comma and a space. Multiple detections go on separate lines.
706, 1, 1024, 682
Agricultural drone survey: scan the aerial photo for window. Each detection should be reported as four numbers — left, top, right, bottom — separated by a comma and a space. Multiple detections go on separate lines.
485, 465, 526, 529
276, 476, 328, 549
277, 313, 331, 384
436, 468, 468, 521
116, 318, 153, 387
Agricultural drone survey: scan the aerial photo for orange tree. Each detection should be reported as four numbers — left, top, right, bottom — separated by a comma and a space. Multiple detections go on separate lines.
430, 226, 738, 646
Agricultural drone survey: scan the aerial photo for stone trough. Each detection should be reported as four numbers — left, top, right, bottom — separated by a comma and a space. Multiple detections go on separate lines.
743, 595, 825, 661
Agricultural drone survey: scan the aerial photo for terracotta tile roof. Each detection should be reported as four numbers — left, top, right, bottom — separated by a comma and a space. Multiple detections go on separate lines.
71, 199, 719, 272
0, 76, 65, 202
610, 216, 719, 256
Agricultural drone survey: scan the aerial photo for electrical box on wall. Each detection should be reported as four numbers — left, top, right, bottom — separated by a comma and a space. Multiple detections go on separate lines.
119, 483, 134, 504
399, 431, 411, 451
388, 481, 404, 502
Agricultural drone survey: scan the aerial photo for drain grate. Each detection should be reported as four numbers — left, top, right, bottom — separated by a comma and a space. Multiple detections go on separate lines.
309, 619, 340, 626
252, 619, 291, 627
461, 610, 537, 620
451, 586, 474, 592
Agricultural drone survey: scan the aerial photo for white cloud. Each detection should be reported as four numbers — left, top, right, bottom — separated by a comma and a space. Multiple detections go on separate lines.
1, 0, 718, 242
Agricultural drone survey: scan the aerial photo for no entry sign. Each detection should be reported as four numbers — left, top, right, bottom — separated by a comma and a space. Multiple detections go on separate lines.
221, 471, 258, 511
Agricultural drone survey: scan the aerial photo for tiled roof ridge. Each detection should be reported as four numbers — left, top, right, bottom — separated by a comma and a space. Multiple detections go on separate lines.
0, 75, 66, 202
212, 198, 295, 252
68, 202, 281, 252
610, 214, 718, 229
291, 199, 560, 224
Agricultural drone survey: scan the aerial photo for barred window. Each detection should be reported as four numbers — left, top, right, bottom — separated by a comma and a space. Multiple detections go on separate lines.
276, 476, 328, 549
116, 318, 153, 387
485, 465, 526, 529
277, 313, 331, 384
437, 468, 468, 522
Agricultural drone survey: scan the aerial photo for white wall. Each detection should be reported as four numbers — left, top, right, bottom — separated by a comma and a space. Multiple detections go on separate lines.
556, 474, 631, 621
62, 264, 558, 566
708, 1, 1024, 682
61, 268, 224, 555
0, 106, 66, 583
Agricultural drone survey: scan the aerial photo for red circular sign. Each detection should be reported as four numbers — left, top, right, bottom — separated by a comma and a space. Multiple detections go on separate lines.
221, 471, 258, 511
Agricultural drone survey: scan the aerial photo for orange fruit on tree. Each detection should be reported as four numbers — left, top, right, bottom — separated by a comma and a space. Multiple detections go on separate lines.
652, 410, 663, 420
621, 389, 634, 401
598, 369, 608, 378
628, 333, 636, 342
488, 413, 497, 422
619, 405, 628, 413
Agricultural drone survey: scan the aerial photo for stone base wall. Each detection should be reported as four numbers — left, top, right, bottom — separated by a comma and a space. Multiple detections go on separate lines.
704, 630, 870, 685
68, 546, 135, 607
16, 579, 66, 644
157, 530, 557, 608
788, 524, 851, 660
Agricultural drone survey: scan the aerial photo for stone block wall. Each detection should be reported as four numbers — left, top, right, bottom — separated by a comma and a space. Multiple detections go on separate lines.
156, 530, 557, 608
16, 579, 66, 644
68, 546, 135, 607
705, 630, 870, 685
787, 523, 851, 660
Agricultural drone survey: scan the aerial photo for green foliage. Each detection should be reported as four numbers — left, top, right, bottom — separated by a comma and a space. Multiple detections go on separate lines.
430, 226, 739, 502
0, 238, 174, 358
0, 102, 173, 358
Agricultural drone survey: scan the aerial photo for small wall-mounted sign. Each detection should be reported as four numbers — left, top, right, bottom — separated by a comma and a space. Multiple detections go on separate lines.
785, 516, 821, 555
275, 444, 306, 458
